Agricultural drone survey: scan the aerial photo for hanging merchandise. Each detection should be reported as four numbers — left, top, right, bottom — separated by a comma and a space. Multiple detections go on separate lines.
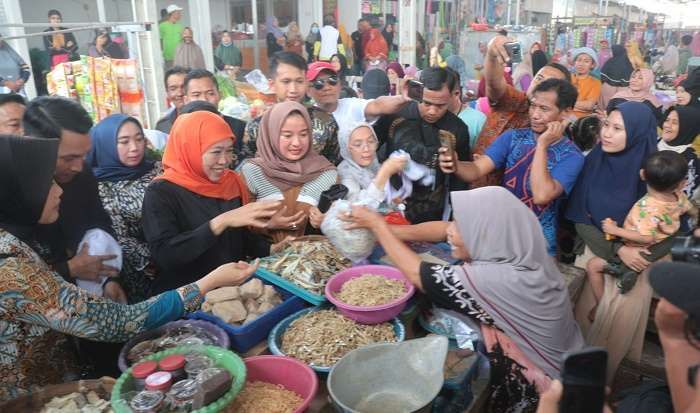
47, 56, 145, 125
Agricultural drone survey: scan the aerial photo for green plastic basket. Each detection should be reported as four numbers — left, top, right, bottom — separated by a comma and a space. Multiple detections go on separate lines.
111, 345, 246, 413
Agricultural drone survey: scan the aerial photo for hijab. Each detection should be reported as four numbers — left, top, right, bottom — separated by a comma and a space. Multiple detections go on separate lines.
175, 39, 206, 70
365, 28, 388, 59
659, 106, 700, 150
266, 16, 284, 39
87, 114, 154, 183
532, 50, 549, 78
572, 47, 599, 68
286, 21, 303, 42
387, 62, 405, 79
158, 111, 248, 202
566, 102, 658, 228
248, 101, 334, 192
600, 45, 634, 87
610, 68, 660, 107
0, 135, 59, 239
681, 68, 700, 108
362, 68, 390, 99
337, 122, 380, 191
451, 187, 584, 379
597, 41, 613, 68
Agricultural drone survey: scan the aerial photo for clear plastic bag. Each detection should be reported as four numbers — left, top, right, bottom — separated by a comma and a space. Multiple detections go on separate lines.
321, 199, 376, 263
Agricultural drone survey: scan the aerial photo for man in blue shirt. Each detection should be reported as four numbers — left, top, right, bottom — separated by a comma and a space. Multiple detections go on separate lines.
439, 78, 584, 255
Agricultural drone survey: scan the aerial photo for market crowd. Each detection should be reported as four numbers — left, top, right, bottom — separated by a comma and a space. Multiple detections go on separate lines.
2, 6, 700, 412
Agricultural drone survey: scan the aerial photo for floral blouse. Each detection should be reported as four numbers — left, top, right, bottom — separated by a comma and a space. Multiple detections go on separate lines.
0, 229, 203, 401
97, 163, 162, 302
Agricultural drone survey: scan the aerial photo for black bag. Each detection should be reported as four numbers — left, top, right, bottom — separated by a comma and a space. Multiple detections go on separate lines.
318, 184, 349, 213
615, 381, 673, 413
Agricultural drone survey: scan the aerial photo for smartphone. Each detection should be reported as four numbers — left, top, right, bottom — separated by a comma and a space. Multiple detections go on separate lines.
504, 41, 522, 64
439, 130, 456, 153
407, 80, 424, 102
559, 347, 607, 413
317, 184, 349, 213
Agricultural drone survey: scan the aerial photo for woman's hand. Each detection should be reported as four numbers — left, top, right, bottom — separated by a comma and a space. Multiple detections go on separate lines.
265, 206, 306, 231
382, 155, 408, 175
616, 245, 652, 273
197, 260, 259, 294
341, 205, 385, 230
210, 201, 281, 235
103, 280, 127, 304
308, 207, 325, 229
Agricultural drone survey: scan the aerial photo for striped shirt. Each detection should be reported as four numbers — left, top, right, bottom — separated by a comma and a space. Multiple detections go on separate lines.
240, 161, 337, 206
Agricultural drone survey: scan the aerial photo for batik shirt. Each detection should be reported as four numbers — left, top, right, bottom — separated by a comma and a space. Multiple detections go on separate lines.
0, 229, 203, 401
485, 128, 584, 255
96, 163, 162, 302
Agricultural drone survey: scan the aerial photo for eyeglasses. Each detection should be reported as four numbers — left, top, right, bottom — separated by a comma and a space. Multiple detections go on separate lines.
312, 76, 339, 90
349, 139, 378, 150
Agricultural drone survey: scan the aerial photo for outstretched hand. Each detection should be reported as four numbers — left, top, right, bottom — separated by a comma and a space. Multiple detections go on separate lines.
340, 205, 385, 230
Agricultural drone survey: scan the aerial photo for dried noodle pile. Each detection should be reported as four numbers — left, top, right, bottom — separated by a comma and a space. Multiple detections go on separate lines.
230, 381, 303, 413
281, 310, 396, 366
335, 274, 407, 306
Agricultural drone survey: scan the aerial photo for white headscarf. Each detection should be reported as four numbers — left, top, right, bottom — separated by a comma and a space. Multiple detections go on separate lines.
337, 122, 380, 191
451, 187, 584, 379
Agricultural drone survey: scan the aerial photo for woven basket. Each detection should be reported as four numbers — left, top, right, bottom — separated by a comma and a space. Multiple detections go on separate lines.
0, 377, 115, 412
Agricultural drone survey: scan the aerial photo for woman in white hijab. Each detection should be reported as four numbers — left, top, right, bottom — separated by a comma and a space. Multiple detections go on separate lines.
344, 186, 584, 411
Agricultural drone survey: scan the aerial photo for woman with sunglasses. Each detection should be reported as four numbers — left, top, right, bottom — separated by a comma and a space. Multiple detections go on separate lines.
240, 101, 337, 240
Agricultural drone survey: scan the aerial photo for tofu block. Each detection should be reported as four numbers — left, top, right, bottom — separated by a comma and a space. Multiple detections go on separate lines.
205, 286, 240, 303
212, 300, 247, 323
239, 278, 264, 300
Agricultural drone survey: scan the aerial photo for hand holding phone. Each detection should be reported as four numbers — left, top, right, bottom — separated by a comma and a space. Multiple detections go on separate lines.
559, 347, 607, 413
407, 80, 424, 102
505, 42, 523, 64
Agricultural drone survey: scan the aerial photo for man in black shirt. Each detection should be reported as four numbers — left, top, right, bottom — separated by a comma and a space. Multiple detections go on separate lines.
375, 67, 471, 223
351, 18, 370, 75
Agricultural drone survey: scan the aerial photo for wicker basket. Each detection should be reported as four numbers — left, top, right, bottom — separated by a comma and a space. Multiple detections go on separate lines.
0, 377, 115, 412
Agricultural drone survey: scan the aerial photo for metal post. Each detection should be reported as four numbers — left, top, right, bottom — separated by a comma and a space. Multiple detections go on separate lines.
515, 0, 520, 26
252, 0, 259, 70
605, 0, 609, 15
97, 0, 107, 22
506, 0, 511, 25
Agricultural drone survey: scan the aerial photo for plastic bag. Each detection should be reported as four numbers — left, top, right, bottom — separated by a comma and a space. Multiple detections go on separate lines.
243, 69, 270, 93
321, 199, 376, 263
76, 228, 123, 296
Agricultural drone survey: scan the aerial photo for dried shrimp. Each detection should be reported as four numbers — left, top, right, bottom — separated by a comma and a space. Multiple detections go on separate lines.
335, 274, 407, 307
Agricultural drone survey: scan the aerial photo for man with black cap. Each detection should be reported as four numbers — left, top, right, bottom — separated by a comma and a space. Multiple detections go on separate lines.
650, 259, 700, 412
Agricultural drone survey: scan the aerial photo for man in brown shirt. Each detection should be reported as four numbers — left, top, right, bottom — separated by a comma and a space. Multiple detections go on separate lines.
471, 35, 572, 187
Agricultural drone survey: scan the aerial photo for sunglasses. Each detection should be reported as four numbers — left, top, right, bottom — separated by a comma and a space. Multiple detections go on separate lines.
312, 76, 339, 90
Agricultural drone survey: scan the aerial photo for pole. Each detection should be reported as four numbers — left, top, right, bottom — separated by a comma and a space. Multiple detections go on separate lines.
515, 0, 521, 26
97, 0, 107, 23
506, 0, 511, 25
605, 0, 609, 15
252, 0, 260, 70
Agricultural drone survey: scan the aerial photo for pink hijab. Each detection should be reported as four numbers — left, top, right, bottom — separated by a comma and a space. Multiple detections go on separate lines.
610, 68, 660, 107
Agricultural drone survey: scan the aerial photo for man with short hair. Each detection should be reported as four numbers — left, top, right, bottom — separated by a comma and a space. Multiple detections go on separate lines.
0, 93, 25, 134
351, 18, 370, 75
155, 66, 188, 134
472, 34, 572, 187
306, 61, 409, 133
184, 69, 246, 158
679, 34, 694, 75
240, 52, 340, 163
159, 4, 184, 68
440, 79, 584, 256
379, 67, 471, 224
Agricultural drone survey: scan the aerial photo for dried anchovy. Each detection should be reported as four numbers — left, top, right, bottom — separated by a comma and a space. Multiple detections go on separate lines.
259, 240, 351, 294
280, 310, 396, 367
335, 274, 407, 307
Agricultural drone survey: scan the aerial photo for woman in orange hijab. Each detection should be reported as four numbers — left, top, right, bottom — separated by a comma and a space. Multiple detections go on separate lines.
142, 111, 281, 295
364, 28, 389, 71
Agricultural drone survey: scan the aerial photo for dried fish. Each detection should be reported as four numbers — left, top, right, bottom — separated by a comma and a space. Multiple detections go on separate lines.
280, 310, 396, 367
259, 239, 351, 294
41, 390, 111, 413
335, 274, 407, 307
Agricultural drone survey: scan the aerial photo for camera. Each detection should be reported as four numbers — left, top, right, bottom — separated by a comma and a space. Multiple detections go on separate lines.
671, 233, 700, 264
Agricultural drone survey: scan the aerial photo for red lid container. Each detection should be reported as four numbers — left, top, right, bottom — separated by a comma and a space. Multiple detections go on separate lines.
145, 371, 173, 392
159, 354, 186, 371
132, 361, 158, 379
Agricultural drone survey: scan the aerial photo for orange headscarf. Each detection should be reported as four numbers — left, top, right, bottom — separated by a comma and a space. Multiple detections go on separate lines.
364, 28, 388, 59
158, 111, 249, 202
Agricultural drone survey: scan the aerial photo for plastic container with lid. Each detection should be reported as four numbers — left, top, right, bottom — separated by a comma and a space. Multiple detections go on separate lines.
130, 390, 164, 413
159, 354, 186, 382
144, 371, 173, 392
131, 361, 158, 391
166, 378, 199, 410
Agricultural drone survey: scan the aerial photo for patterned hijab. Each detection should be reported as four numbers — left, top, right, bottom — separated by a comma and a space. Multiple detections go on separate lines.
87, 114, 154, 182
451, 187, 584, 379
158, 111, 248, 202
566, 101, 658, 228
337, 122, 380, 191
248, 102, 334, 192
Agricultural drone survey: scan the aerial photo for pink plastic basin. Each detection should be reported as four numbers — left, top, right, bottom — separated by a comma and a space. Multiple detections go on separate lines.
325, 265, 415, 324
243, 356, 318, 413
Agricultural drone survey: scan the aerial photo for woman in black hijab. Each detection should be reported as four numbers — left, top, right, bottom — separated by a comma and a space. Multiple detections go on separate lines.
0, 134, 257, 401
599, 45, 635, 109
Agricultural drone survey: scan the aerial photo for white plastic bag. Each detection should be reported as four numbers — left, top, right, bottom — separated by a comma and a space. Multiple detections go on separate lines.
321, 199, 376, 263
75, 229, 123, 296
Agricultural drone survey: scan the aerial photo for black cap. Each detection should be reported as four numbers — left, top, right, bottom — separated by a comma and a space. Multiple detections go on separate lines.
649, 262, 700, 319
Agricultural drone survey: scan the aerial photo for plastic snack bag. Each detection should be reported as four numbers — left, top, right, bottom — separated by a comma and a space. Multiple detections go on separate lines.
321, 199, 377, 264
